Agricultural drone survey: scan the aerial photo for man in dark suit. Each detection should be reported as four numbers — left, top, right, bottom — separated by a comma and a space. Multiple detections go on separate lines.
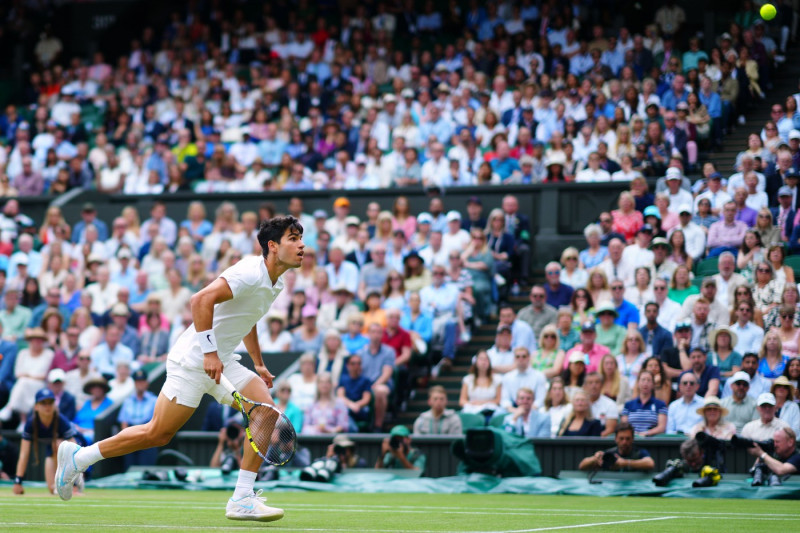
632, 35, 654, 74
766, 150, 797, 207
662, 111, 688, 161
346, 227, 372, 270
502, 194, 531, 283
513, 107, 537, 135
772, 186, 796, 241
279, 81, 310, 118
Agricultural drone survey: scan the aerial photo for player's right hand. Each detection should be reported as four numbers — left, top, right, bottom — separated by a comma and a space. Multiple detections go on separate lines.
204, 352, 224, 384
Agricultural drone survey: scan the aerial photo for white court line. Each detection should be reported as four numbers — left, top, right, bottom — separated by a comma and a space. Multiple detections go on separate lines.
497, 516, 678, 532
0, 523, 468, 533
40, 499, 800, 518
3, 501, 800, 521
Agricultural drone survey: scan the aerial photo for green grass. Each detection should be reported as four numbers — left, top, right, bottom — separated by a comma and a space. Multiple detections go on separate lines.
0, 488, 796, 532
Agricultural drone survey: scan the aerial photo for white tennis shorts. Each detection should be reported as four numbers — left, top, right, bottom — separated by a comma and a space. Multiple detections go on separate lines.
161, 359, 258, 408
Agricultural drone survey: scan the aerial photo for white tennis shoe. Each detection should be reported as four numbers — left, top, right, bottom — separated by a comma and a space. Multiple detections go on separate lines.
55, 441, 83, 501
225, 489, 284, 522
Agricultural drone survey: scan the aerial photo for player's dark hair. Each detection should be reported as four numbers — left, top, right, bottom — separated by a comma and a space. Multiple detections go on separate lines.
257, 216, 303, 258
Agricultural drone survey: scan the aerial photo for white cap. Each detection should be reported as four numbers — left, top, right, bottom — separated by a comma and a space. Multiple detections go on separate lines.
48, 368, 67, 383
678, 203, 692, 214
730, 370, 750, 384
445, 210, 462, 222
790, 129, 800, 140
757, 392, 776, 406
355, 154, 368, 165
666, 167, 681, 180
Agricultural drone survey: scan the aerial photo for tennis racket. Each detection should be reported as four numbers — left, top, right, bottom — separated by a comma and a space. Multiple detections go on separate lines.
218, 374, 297, 466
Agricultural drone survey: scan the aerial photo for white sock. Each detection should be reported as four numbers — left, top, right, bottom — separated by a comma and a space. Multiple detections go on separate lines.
74, 443, 105, 471
232, 469, 258, 500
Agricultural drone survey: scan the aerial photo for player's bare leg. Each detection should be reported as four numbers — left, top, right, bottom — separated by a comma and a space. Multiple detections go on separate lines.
225, 376, 284, 522
55, 395, 194, 501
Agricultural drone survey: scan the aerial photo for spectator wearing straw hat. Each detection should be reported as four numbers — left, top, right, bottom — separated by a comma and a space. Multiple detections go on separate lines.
0, 327, 54, 429
689, 396, 737, 439
73, 376, 112, 444
772, 376, 800, 435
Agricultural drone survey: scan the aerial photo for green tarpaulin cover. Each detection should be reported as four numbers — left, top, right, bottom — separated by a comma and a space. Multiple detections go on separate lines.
5, 469, 792, 499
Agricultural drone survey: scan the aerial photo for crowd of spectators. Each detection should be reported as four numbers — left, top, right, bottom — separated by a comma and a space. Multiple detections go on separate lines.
1, 0, 800, 481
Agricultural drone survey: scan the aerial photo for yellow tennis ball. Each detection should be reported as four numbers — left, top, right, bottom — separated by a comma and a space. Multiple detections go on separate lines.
761, 3, 777, 21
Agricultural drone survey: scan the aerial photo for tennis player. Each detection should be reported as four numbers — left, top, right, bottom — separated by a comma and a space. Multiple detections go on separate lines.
56, 216, 305, 522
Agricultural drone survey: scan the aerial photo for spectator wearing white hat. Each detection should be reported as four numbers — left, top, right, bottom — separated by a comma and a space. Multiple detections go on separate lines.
742, 392, 790, 441
664, 168, 694, 213
721, 370, 759, 433
667, 204, 706, 261
47, 368, 76, 420
442, 211, 470, 256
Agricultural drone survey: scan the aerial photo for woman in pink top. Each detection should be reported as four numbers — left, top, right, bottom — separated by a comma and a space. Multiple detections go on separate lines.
391, 196, 417, 241
611, 192, 643, 243
654, 193, 680, 232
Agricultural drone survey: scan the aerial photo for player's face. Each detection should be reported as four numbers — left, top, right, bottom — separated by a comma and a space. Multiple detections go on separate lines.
274, 228, 305, 268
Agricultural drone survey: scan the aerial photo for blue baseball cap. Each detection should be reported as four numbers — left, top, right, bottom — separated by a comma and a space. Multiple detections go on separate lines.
35, 388, 56, 403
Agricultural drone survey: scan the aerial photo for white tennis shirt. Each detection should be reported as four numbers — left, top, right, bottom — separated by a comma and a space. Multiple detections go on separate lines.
168, 255, 285, 370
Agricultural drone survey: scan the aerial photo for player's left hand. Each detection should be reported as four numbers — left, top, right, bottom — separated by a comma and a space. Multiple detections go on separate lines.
255, 365, 275, 388
12, 483, 23, 495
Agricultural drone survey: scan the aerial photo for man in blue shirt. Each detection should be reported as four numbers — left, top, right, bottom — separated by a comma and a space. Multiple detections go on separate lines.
118, 369, 158, 467
609, 279, 640, 328
29, 286, 72, 328
341, 315, 369, 355
337, 354, 372, 431
90, 324, 134, 379
357, 324, 396, 432
543, 262, 573, 308
666, 371, 704, 434
490, 140, 521, 181
698, 76, 722, 147
639, 302, 674, 357
502, 387, 550, 438
71, 203, 109, 244
689, 347, 721, 397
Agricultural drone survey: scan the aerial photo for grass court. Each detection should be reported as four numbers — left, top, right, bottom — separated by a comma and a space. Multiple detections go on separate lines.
0, 488, 796, 532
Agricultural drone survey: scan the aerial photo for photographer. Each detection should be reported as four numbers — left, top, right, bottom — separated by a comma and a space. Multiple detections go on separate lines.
653, 435, 726, 487
578, 422, 655, 472
325, 434, 367, 470
747, 427, 799, 479
210, 421, 244, 475
375, 425, 426, 473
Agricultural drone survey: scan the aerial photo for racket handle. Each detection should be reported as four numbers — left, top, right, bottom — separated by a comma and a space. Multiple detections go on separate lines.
218, 374, 236, 394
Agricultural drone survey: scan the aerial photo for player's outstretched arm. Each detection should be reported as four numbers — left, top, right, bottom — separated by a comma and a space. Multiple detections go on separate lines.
191, 277, 234, 383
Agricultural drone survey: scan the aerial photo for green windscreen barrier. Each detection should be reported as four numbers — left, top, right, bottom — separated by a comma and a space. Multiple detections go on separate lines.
6, 469, 796, 499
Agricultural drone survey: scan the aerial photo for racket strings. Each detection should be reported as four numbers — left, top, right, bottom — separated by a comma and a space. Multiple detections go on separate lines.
248, 405, 297, 465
